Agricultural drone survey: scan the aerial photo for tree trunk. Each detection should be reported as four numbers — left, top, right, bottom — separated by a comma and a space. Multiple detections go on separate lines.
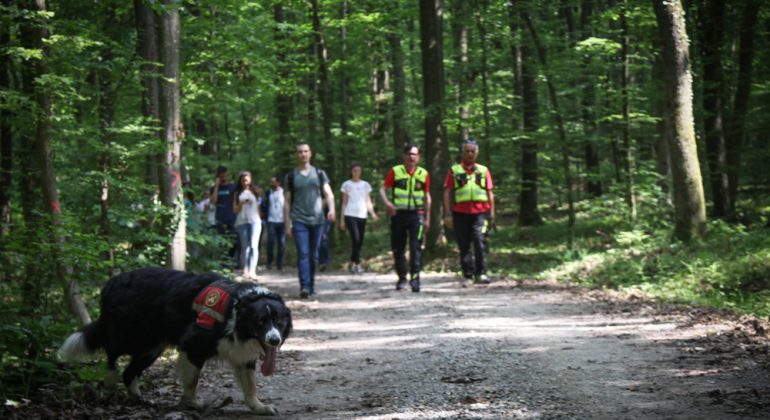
0, 0, 12, 239
418, 0, 449, 249
339, 1, 351, 167
158, 0, 185, 270
726, 0, 760, 216
697, 0, 729, 218
451, 0, 470, 145
273, 4, 293, 169
389, 32, 409, 158
311, 0, 335, 180
620, 0, 637, 220
652, 0, 707, 241
98, 5, 119, 276
580, 0, 602, 197
510, 3, 541, 226
522, 10, 576, 249
474, 1, 491, 163
21, 0, 90, 324
653, 52, 673, 205
134, 0, 161, 189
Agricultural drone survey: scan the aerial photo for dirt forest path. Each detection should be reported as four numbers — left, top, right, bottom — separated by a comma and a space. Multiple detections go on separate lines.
176, 269, 770, 419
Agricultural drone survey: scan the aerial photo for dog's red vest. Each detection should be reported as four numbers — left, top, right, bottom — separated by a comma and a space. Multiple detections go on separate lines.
192, 283, 231, 329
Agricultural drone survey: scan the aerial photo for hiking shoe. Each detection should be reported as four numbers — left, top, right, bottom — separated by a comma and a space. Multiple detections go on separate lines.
300, 289, 310, 299
461, 277, 473, 288
348, 264, 356, 274
475, 274, 491, 284
410, 277, 421, 293
355, 264, 364, 274
396, 278, 407, 291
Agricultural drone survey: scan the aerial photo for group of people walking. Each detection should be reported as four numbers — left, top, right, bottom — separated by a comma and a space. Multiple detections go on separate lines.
199, 139, 495, 299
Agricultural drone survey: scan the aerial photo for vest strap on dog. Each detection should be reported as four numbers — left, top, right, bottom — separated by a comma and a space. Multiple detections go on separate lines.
192, 282, 232, 329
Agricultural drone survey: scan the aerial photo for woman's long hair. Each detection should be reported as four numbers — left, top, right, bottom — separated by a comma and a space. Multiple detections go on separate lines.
234, 171, 259, 206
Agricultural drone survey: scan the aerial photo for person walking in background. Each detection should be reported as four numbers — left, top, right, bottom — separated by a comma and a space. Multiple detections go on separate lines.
284, 143, 336, 298
261, 176, 286, 271
443, 139, 495, 287
318, 204, 333, 272
379, 144, 431, 292
233, 171, 261, 280
210, 166, 239, 265
340, 163, 379, 274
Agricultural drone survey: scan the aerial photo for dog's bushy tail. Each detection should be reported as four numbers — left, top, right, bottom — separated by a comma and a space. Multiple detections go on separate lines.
57, 321, 103, 362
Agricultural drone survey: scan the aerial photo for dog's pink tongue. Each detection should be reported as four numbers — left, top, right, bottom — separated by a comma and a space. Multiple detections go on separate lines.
261, 347, 277, 376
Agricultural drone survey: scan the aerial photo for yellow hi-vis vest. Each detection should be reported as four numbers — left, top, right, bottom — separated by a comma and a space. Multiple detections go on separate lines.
391, 164, 428, 210
451, 163, 489, 203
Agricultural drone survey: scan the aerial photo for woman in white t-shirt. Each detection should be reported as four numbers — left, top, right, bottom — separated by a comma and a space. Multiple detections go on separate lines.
339, 163, 379, 273
233, 171, 262, 279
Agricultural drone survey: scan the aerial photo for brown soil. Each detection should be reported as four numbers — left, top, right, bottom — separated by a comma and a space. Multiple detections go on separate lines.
5, 270, 770, 419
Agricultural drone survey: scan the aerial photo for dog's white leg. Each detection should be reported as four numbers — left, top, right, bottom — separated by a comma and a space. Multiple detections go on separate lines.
177, 352, 202, 409
127, 377, 141, 398
232, 364, 276, 416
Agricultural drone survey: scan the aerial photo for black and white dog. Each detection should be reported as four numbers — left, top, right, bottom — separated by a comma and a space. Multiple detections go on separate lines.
58, 267, 292, 416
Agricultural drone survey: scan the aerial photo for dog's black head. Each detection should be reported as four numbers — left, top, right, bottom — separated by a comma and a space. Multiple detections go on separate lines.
231, 286, 292, 376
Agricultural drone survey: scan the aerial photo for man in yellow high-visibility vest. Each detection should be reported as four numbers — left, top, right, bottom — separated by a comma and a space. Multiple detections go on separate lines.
379, 144, 432, 292
443, 140, 495, 287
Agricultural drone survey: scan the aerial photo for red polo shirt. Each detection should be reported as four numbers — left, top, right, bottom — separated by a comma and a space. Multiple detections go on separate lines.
444, 163, 494, 214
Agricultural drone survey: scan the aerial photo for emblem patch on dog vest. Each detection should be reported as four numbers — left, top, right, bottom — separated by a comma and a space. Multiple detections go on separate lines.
192, 285, 231, 329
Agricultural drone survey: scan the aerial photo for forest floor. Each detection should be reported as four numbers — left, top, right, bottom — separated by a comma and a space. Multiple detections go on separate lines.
8, 269, 770, 419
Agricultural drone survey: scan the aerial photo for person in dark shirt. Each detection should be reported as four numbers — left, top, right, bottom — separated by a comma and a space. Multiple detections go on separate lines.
210, 166, 239, 266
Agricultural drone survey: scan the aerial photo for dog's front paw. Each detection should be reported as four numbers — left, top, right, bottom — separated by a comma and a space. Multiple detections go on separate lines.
246, 399, 277, 416
180, 395, 203, 410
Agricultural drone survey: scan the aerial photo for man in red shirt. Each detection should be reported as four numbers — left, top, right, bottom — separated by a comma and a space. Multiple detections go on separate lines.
379, 144, 431, 292
443, 140, 495, 287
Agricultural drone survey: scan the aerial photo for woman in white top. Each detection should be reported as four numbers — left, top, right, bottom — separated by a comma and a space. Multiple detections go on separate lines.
233, 171, 262, 279
339, 163, 379, 273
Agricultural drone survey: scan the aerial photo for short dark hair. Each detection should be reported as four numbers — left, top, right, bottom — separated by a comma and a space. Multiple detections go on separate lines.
350, 162, 362, 170
216, 165, 228, 175
403, 143, 420, 154
463, 139, 479, 146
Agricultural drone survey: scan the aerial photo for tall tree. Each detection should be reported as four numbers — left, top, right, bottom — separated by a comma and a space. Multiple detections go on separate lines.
134, 0, 161, 187
0, 0, 12, 238
522, 9, 576, 249
653, 0, 706, 241
726, 0, 760, 216
21, 0, 90, 324
389, 23, 410, 157
620, 0, 636, 220
273, 3, 293, 169
158, 0, 185, 269
450, 0, 470, 144
579, 0, 602, 197
510, 2, 541, 226
697, 0, 729, 218
418, 0, 449, 249
474, 0, 491, 162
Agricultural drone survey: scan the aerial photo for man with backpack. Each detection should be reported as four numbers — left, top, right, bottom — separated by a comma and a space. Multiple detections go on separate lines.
284, 144, 336, 298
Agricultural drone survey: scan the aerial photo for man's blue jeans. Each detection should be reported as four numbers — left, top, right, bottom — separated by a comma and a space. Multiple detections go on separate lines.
292, 221, 323, 294
266, 222, 286, 270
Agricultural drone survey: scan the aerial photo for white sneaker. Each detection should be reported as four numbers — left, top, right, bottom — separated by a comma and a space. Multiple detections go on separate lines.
355, 264, 364, 274
461, 277, 473, 288
476, 274, 491, 284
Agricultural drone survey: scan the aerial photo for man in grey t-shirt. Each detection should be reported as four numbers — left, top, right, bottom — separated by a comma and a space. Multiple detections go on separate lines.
284, 143, 336, 298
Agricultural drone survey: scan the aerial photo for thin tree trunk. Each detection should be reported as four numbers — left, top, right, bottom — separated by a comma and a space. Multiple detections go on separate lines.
475, 1, 491, 162
22, 0, 90, 324
451, 0, 470, 145
339, 1, 351, 168
510, 2, 541, 226
389, 32, 409, 157
653, 0, 707, 241
158, 0, 185, 270
653, 52, 673, 205
418, 0, 449, 249
0, 0, 12, 239
697, 0, 729, 218
580, 0, 602, 197
620, 0, 637, 220
726, 0, 760, 216
311, 0, 335, 180
522, 10, 575, 249
134, 0, 161, 188
274, 4, 293, 169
